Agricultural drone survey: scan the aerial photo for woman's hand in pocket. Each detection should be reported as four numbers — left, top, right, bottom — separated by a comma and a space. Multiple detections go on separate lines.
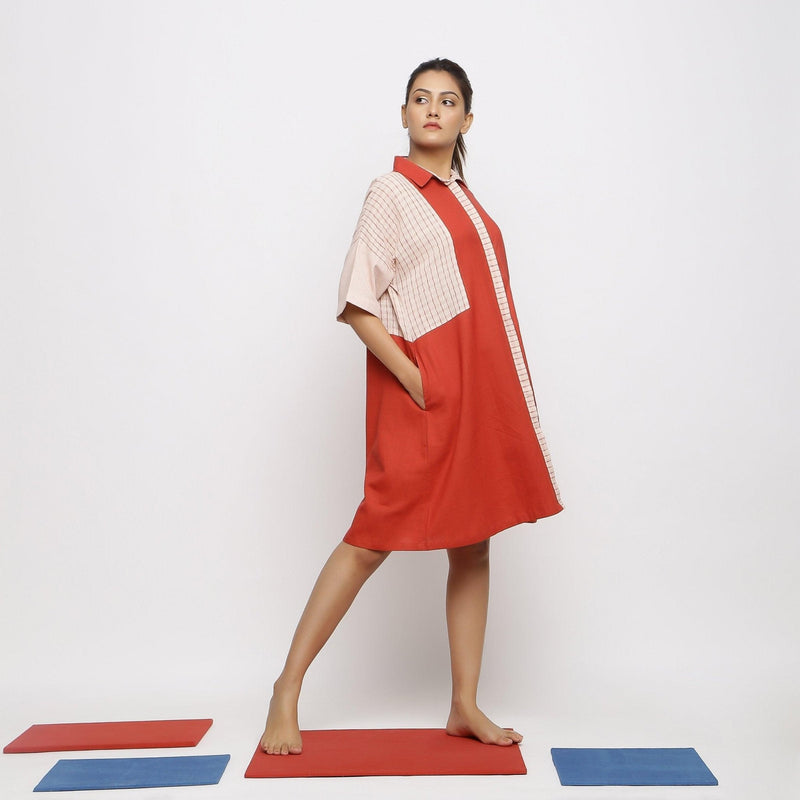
342, 304, 426, 410
401, 365, 426, 410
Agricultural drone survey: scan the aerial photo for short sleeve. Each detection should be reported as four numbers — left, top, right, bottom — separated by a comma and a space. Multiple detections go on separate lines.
336, 179, 398, 323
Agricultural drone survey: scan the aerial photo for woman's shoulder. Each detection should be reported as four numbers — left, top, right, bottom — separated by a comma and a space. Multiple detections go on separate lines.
357, 170, 411, 217
365, 170, 409, 195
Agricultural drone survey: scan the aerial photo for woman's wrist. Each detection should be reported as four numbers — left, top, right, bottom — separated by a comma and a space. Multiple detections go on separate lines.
396, 361, 419, 391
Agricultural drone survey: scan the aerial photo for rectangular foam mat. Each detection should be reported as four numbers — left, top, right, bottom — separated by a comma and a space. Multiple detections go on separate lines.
551, 747, 718, 786
33, 754, 230, 792
4, 719, 213, 754
245, 728, 526, 777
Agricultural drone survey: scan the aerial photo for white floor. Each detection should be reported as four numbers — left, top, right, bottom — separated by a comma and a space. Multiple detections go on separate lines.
1, 689, 797, 800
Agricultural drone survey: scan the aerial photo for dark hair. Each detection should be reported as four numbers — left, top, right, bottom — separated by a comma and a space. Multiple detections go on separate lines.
404, 58, 473, 178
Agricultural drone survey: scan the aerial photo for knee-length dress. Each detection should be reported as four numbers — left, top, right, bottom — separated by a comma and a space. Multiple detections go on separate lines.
336, 156, 562, 551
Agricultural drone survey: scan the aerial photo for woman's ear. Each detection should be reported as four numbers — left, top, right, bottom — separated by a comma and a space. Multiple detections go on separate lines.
460, 112, 474, 135
401, 105, 408, 129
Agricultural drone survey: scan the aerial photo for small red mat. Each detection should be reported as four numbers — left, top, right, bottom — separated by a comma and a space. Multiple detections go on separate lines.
245, 728, 526, 777
4, 719, 213, 754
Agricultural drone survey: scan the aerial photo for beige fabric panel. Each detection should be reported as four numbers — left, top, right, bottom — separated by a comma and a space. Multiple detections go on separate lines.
337, 173, 469, 341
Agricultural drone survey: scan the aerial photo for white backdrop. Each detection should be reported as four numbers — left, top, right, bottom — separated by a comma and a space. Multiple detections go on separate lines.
1, 0, 798, 777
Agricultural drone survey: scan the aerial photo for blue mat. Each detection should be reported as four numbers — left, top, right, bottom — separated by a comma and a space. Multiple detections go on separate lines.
551, 747, 718, 786
34, 754, 230, 792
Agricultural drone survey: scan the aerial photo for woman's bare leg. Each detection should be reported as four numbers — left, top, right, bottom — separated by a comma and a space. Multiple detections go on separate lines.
261, 541, 390, 754
444, 539, 523, 746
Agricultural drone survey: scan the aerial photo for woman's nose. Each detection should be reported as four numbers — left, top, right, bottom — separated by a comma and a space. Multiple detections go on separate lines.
427, 106, 439, 117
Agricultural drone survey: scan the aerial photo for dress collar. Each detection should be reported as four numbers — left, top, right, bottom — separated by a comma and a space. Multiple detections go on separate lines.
393, 156, 463, 187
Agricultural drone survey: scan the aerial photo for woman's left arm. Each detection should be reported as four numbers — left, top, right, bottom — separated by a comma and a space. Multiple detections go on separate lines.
341, 302, 425, 409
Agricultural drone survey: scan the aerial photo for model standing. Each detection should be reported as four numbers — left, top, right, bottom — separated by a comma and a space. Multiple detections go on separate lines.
261, 58, 562, 755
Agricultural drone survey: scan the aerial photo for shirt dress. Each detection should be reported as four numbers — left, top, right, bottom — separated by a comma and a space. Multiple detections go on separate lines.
336, 156, 562, 551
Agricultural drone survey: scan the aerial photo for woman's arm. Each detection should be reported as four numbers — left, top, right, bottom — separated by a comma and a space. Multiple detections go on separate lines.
341, 302, 425, 409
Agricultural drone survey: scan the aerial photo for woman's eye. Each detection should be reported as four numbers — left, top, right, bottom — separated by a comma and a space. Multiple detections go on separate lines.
442, 99, 454, 106
414, 96, 427, 104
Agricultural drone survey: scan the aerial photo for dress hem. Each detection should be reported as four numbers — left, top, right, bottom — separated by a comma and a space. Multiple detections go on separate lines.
342, 503, 563, 552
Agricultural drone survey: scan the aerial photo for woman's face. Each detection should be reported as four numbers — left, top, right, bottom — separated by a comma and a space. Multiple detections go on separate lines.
402, 70, 473, 153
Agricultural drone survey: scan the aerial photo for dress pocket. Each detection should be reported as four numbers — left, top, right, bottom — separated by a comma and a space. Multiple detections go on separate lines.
417, 354, 431, 412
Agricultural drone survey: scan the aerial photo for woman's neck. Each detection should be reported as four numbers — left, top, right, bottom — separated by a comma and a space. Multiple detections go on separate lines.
406, 145, 454, 181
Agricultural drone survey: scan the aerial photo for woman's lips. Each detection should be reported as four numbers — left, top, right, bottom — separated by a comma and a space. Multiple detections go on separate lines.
424, 123, 441, 129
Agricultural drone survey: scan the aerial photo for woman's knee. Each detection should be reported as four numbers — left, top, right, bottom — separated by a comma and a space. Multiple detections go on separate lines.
447, 538, 490, 566
341, 541, 391, 572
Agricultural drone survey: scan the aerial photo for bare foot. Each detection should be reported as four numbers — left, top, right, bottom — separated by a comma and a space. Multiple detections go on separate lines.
446, 702, 523, 746
260, 679, 303, 755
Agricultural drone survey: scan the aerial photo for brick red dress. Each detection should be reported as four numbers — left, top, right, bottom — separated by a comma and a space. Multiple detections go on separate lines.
336, 156, 562, 550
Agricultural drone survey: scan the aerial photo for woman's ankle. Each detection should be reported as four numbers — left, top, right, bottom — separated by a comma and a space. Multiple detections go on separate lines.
449, 694, 478, 712
273, 673, 303, 697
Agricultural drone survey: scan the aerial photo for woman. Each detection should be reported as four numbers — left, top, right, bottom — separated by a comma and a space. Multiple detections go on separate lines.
261, 58, 562, 756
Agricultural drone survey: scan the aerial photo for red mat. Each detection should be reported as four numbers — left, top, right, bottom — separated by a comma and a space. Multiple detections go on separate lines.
245, 728, 526, 777
3, 719, 213, 754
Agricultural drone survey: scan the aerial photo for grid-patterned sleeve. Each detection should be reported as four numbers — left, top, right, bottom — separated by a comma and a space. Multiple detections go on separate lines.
336, 179, 398, 323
